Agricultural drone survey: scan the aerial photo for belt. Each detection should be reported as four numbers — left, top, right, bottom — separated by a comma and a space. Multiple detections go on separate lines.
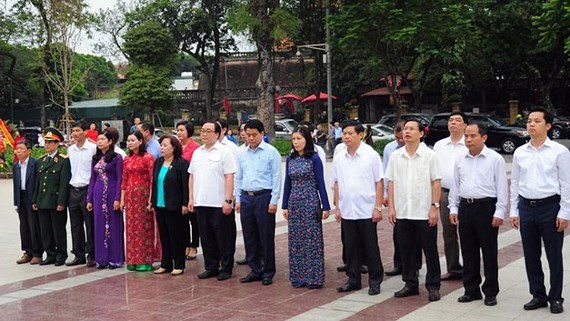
460, 197, 497, 204
71, 186, 88, 192
442, 188, 450, 193
243, 189, 271, 196
519, 195, 560, 207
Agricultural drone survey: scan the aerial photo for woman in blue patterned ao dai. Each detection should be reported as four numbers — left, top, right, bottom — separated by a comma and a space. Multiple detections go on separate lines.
282, 126, 331, 288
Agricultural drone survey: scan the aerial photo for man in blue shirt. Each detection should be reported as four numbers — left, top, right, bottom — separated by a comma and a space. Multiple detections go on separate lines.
235, 119, 282, 286
334, 121, 342, 146
139, 122, 161, 159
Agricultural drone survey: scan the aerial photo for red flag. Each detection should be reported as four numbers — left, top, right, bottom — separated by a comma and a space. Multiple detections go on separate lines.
223, 96, 231, 114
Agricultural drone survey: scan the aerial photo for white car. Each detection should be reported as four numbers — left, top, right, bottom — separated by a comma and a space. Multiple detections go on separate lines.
369, 124, 395, 142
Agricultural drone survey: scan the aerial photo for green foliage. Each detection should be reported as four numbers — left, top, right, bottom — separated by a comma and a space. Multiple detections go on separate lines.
532, 0, 570, 56
271, 139, 292, 156
119, 65, 174, 113
373, 139, 393, 157
0, 145, 14, 173
123, 20, 177, 72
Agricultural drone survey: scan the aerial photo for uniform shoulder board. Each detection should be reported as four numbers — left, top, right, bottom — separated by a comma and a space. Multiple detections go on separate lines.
40, 154, 47, 159
59, 154, 68, 159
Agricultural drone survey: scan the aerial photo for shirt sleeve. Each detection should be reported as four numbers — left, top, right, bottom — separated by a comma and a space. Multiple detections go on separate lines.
494, 155, 509, 219
114, 156, 123, 202
223, 149, 237, 174
313, 154, 331, 211
509, 153, 521, 218
269, 149, 282, 205
234, 153, 243, 203
281, 157, 291, 210
448, 158, 461, 214
121, 157, 129, 192
429, 152, 442, 181
557, 149, 570, 220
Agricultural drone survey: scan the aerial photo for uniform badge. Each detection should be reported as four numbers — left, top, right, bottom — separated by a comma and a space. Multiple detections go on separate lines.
54, 157, 58, 164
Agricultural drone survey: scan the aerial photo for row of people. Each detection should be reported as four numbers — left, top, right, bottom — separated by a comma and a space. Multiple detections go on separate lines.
12, 109, 568, 313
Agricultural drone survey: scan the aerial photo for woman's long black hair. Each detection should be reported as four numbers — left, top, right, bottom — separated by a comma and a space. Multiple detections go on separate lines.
290, 126, 315, 159
92, 131, 118, 164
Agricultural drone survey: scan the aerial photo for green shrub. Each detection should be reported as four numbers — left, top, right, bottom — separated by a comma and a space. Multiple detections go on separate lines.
374, 139, 394, 156
271, 139, 292, 156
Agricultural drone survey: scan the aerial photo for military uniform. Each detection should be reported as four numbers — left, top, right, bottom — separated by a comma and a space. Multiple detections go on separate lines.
32, 127, 71, 265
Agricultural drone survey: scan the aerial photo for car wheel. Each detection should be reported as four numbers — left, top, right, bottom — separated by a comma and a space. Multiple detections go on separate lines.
551, 127, 562, 139
500, 138, 517, 154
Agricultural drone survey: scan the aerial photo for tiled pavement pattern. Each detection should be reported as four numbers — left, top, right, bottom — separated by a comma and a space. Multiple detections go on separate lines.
0, 158, 568, 321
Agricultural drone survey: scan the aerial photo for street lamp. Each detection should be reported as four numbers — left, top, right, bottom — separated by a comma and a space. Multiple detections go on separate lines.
295, 1, 333, 124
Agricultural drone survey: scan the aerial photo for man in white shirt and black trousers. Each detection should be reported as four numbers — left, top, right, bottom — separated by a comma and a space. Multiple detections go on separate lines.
387, 119, 442, 302
448, 123, 508, 307
332, 120, 384, 296
510, 107, 570, 314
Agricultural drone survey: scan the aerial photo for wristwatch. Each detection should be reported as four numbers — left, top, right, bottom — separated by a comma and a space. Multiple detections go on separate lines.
225, 199, 233, 205
431, 202, 440, 209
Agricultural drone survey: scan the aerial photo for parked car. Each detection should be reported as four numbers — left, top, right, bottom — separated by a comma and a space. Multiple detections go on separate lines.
368, 124, 395, 142
378, 113, 431, 129
18, 126, 42, 146
551, 116, 570, 139
274, 118, 299, 140
424, 113, 530, 154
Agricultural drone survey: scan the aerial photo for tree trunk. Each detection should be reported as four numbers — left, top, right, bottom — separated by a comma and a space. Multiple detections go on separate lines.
39, 63, 47, 128
204, 71, 214, 120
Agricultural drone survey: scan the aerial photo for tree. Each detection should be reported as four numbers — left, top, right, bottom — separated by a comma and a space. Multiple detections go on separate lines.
229, 0, 299, 138
120, 20, 178, 113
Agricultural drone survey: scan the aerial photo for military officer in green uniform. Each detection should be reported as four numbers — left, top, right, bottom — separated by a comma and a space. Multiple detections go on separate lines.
32, 127, 71, 266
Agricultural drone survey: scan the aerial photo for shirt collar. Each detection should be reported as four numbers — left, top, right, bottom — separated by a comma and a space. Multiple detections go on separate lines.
444, 136, 465, 146
48, 151, 58, 158
19, 157, 29, 166
202, 141, 222, 151
466, 145, 490, 158
525, 137, 554, 151
247, 140, 267, 152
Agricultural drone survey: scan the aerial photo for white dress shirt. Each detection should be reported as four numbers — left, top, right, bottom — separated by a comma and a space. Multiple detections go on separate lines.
68, 140, 97, 188
510, 138, 570, 219
114, 145, 127, 159
189, 141, 237, 207
448, 146, 508, 218
315, 145, 326, 167
332, 143, 383, 220
383, 140, 403, 198
387, 144, 441, 220
19, 158, 29, 191
433, 136, 467, 190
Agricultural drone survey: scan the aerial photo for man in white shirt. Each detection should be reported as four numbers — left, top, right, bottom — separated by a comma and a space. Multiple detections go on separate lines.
216, 118, 239, 154
332, 120, 384, 296
449, 123, 508, 307
66, 121, 97, 267
188, 121, 237, 281
433, 112, 468, 281
510, 107, 570, 314
387, 119, 442, 302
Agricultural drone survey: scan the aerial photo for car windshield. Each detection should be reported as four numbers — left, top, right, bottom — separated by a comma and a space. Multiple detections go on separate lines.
283, 119, 298, 129
488, 115, 506, 126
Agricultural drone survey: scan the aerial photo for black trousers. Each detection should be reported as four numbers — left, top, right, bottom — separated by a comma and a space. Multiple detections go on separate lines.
155, 208, 187, 270
186, 212, 200, 248
196, 207, 236, 274
341, 222, 367, 265
519, 198, 564, 302
18, 191, 42, 258
38, 208, 68, 263
458, 200, 499, 297
341, 218, 384, 287
68, 188, 94, 259
396, 219, 441, 290
440, 189, 462, 274
240, 192, 276, 279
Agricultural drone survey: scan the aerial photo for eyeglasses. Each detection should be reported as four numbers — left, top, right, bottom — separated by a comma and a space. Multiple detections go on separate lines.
200, 129, 216, 134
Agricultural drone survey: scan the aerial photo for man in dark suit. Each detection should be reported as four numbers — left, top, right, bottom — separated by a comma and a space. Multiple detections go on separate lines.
13, 140, 42, 264
32, 127, 71, 266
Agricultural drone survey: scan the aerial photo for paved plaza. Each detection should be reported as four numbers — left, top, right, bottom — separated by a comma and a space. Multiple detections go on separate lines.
0, 158, 568, 320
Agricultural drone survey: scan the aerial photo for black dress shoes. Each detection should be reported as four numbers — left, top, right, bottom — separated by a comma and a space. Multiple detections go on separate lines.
65, 257, 86, 267
484, 296, 497, 306
368, 284, 381, 296
336, 264, 347, 272
336, 283, 361, 293
40, 258, 55, 266
217, 272, 232, 281
394, 286, 419, 298
458, 294, 483, 303
86, 255, 95, 268
441, 272, 462, 281
262, 277, 273, 286
198, 270, 219, 279
360, 265, 368, 274
239, 273, 262, 283
235, 258, 248, 265
550, 300, 564, 314
523, 298, 548, 310
54, 261, 65, 266
385, 268, 402, 276
428, 289, 440, 301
